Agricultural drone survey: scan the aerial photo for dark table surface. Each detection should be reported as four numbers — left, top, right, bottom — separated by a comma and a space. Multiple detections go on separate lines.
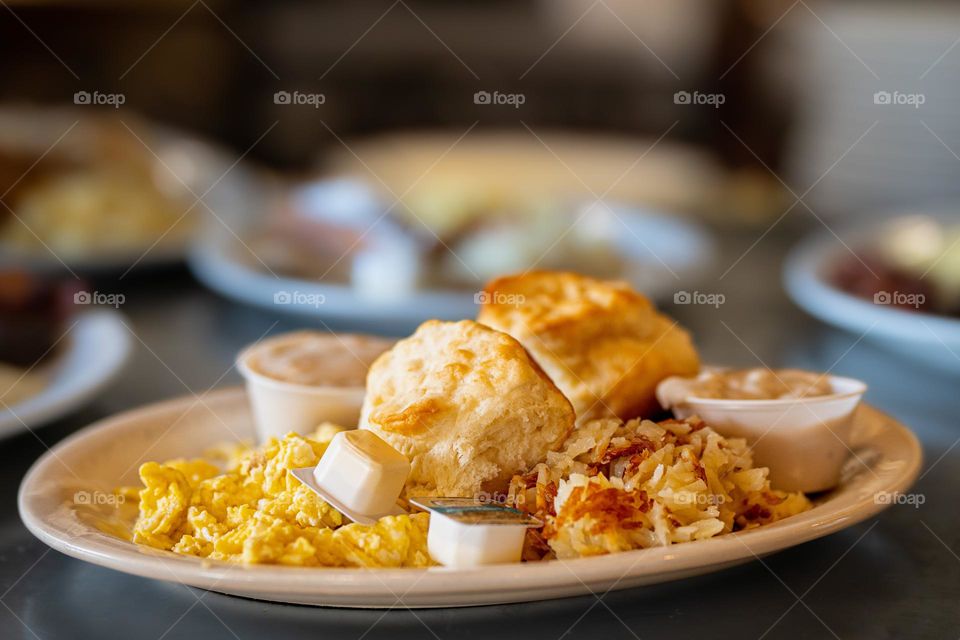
2, 223, 958, 640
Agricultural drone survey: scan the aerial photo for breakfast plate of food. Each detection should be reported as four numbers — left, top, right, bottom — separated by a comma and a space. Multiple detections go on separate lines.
18, 272, 921, 607
784, 207, 960, 372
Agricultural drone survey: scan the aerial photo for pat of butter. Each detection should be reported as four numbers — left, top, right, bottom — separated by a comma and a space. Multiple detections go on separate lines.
291, 430, 410, 525
410, 498, 542, 567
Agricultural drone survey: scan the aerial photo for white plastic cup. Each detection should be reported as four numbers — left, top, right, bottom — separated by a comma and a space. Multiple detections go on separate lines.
427, 514, 529, 567
312, 430, 410, 517
237, 356, 365, 442
658, 374, 866, 493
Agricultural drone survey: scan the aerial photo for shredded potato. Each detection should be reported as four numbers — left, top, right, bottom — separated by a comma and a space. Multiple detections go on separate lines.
508, 416, 812, 559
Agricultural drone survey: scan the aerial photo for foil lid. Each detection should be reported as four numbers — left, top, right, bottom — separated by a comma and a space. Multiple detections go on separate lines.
409, 497, 542, 527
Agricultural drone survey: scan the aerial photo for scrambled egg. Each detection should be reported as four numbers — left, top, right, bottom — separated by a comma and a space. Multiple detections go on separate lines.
131, 425, 431, 567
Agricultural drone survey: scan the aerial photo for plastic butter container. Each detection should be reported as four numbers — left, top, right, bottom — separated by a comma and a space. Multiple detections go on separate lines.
291, 429, 410, 525
409, 498, 542, 567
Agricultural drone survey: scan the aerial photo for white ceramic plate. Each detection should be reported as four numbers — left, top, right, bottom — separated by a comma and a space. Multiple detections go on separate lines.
784, 211, 960, 373
19, 387, 921, 608
190, 198, 715, 328
0, 310, 131, 438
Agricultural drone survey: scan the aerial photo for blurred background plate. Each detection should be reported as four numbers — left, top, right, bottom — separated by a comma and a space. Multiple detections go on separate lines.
0, 310, 131, 438
189, 131, 719, 330
190, 186, 716, 331
784, 207, 960, 373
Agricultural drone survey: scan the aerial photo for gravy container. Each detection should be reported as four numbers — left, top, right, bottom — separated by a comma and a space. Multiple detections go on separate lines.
657, 372, 867, 493
237, 359, 365, 442
236, 332, 393, 441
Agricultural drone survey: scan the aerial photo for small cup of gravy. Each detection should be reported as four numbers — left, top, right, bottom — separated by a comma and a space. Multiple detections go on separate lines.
237, 331, 394, 441
656, 367, 867, 493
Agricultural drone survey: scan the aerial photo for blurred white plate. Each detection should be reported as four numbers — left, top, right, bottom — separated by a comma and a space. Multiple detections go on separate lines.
190, 195, 715, 329
784, 212, 960, 372
19, 387, 920, 608
0, 310, 131, 437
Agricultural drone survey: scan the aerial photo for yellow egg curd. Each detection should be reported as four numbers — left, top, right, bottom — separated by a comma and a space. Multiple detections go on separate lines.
130, 425, 431, 568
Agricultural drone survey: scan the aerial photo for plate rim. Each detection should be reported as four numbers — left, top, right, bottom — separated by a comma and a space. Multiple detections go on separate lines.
18, 387, 923, 606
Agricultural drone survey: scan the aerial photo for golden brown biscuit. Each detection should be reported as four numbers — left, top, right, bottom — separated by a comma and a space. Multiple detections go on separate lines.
359, 319, 575, 497
477, 271, 699, 423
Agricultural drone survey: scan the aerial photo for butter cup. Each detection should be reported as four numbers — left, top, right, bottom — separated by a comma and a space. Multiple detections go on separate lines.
426, 515, 530, 567
409, 498, 542, 567
292, 430, 410, 525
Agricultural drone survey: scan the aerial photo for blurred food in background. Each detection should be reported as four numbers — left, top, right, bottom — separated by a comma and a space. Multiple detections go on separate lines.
0, 270, 78, 405
0, 109, 196, 268
245, 130, 720, 290
785, 208, 960, 375
2, 0, 955, 337
190, 129, 719, 326
832, 214, 960, 317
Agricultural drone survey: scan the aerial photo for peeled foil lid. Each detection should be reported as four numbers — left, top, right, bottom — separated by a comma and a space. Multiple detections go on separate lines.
410, 497, 542, 527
